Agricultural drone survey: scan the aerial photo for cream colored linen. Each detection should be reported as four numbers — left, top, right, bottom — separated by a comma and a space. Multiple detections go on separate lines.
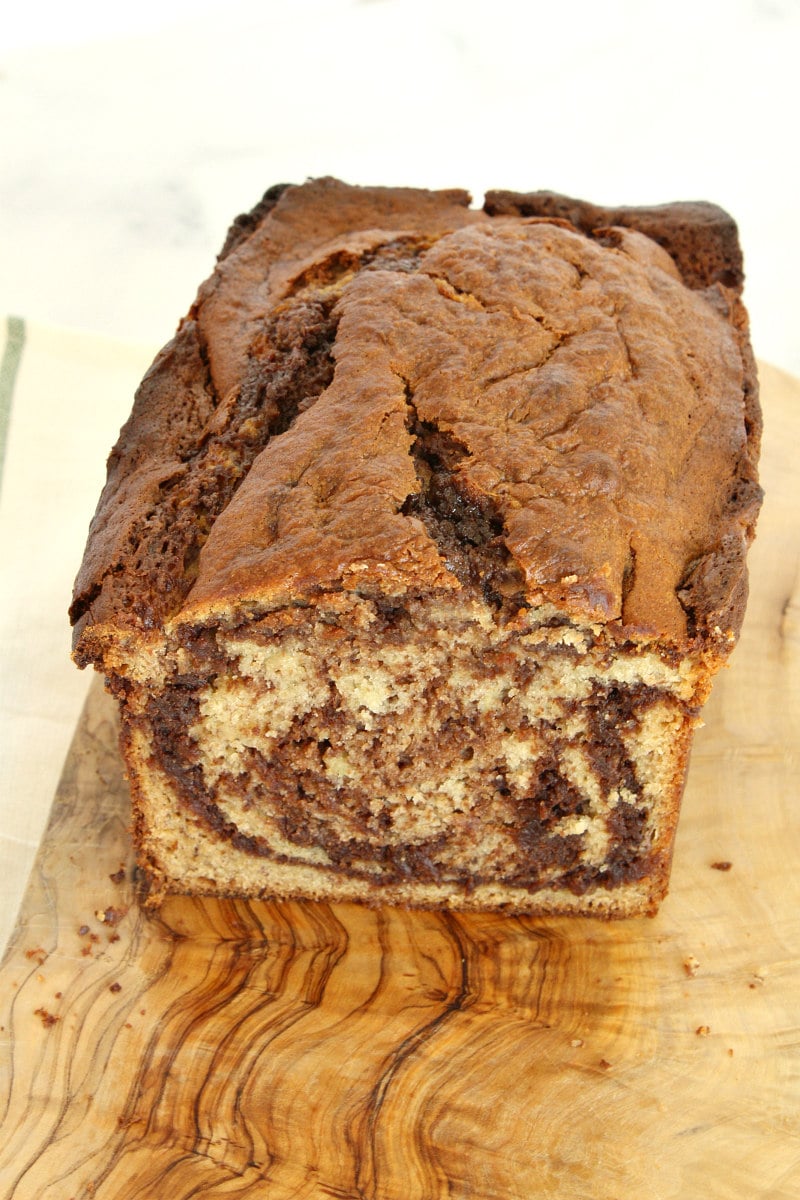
0, 318, 156, 954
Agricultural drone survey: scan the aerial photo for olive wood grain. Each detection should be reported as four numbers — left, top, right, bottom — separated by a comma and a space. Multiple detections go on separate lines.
1, 362, 798, 1200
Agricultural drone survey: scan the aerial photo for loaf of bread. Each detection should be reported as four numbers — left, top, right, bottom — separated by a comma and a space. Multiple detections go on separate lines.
71, 178, 761, 917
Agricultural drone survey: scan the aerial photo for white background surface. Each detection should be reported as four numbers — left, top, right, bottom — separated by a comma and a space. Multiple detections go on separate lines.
0, 0, 798, 953
2, 0, 799, 373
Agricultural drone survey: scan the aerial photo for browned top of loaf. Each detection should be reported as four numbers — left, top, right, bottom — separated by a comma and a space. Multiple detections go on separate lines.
71, 178, 761, 662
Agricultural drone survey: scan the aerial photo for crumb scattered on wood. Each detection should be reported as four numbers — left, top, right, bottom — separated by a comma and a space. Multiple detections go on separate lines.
571, 1038, 584, 1048
683, 955, 700, 978
25, 947, 47, 965
80, 929, 102, 957
109, 868, 126, 885
711, 861, 733, 871
78, 925, 90, 937
34, 1007, 59, 1028
96, 906, 127, 926
696, 1025, 711, 1037
109, 982, 122, 993
598, 1058, 612, 1070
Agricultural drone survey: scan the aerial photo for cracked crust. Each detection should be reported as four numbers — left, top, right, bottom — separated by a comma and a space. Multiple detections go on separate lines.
69, 179, 762, 917
72, 180, 759, 661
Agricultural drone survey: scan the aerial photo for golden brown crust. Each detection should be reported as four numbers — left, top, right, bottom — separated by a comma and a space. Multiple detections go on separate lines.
71, 179, 761, 664
193, 177, 482, 403
70, 318, 218, 654
482, 189, 761, 648
482, 190, 745, 292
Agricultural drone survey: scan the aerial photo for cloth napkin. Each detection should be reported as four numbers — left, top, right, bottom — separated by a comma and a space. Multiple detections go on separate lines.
0, 317, 157, 955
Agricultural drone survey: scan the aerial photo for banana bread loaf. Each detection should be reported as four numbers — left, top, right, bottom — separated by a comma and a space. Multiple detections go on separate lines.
71, 178, 761, 917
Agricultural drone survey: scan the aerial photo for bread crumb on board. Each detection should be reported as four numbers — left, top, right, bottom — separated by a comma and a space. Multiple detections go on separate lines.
34, 1007, 59, 1028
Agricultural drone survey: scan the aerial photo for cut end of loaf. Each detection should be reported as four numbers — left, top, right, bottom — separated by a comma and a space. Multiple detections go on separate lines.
114, 591, 706, 918
71, 179, 762, 919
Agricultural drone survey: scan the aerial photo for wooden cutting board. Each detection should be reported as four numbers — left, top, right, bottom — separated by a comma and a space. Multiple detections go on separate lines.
1, 362, 798, 1200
